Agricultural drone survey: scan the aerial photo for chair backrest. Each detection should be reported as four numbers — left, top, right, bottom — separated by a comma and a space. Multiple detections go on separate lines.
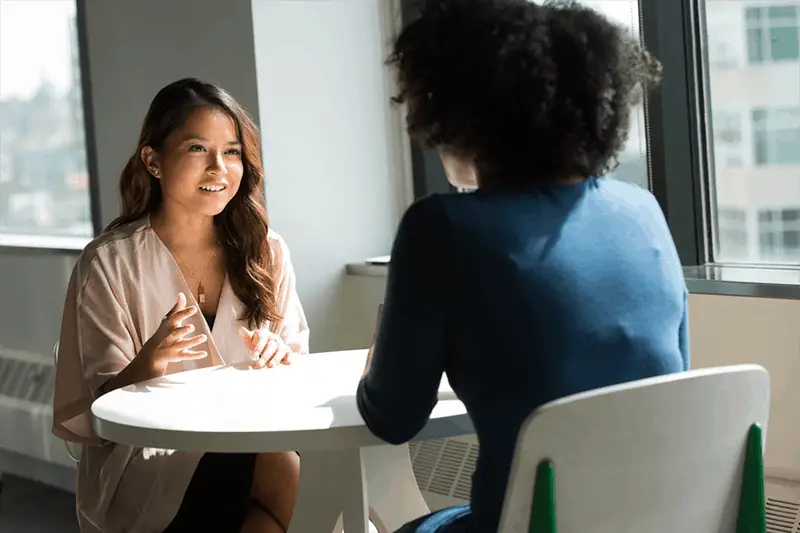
53, 342, 82, 463
498, 365, 770, 533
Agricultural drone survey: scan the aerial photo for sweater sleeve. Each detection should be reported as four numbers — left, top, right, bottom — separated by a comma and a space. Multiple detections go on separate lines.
356, 196, 453, 444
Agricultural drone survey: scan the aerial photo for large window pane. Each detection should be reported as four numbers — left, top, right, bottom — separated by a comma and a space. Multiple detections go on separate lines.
0, 0, 93, 245
707, 0, 800, 264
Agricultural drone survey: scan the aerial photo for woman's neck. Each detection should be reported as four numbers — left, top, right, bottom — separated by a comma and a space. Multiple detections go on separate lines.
150, 208, 219, 252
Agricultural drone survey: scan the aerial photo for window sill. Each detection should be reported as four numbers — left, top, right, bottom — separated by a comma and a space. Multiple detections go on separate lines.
346, 260, 800, 301
346, 256, 389, 278
683, 264, 800, 300
0, 233, 91, 254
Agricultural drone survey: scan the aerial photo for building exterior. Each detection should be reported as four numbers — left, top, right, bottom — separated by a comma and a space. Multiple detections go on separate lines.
707, 0, 800, 263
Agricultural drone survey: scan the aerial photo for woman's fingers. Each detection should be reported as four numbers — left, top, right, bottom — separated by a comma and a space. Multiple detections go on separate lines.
179, 349, 208, 361
173, 334, 207, 352
166, 292, 186, 316
166, 323, 195, 344
262, 339, 286, 367
251, 330, 269, 359
167, 305, 198, 328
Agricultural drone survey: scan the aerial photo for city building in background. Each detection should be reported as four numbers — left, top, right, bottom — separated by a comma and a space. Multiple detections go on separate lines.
708, 0, 800, 263
0, 0, 92, 240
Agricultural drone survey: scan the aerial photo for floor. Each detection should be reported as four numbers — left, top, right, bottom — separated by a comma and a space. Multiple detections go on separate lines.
0, 474, 80, 533
0, 473, 383, 533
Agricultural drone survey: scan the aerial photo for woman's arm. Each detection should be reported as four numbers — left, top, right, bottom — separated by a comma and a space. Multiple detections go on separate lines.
356, 196, 454, 445
53, 257, 137, 444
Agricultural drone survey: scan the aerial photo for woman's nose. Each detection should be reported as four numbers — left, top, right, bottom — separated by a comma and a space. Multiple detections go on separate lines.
207, 152, 228, 174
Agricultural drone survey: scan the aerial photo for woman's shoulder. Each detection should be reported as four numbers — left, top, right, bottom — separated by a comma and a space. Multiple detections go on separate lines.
73, 218, 152, 282
267, 228, 293, 267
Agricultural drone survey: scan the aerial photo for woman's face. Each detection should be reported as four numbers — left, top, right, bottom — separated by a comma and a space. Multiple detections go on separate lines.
438, 148, 478, 189
142, 107, 244, 218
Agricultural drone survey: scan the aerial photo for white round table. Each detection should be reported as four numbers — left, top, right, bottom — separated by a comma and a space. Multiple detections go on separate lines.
92, 350, 473, 533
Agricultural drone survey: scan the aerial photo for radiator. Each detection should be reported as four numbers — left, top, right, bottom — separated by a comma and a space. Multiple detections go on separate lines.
0, 346, 77, 473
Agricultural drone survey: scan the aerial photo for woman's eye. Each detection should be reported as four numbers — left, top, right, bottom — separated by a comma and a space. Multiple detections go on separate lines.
226, 148, 242, 156
188, 144, 206, 152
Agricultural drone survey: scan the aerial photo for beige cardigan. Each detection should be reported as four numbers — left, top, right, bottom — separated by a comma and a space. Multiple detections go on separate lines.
52, 217, 309, 533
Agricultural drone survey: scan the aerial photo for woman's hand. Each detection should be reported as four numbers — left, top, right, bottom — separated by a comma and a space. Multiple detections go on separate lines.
138, 293, 208, 375
239, 326, 292, 368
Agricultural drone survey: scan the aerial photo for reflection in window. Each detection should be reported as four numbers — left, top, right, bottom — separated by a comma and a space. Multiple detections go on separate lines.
0, 0, 92, 241
746, 5, 800, 63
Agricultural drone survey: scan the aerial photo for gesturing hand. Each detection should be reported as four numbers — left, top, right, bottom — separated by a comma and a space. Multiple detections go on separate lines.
140, 292, 208, 374
239, 326, 292, 369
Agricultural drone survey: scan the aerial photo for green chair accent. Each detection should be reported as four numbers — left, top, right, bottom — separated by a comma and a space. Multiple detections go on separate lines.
527, 424, 766, 533
498, 365, 770, 533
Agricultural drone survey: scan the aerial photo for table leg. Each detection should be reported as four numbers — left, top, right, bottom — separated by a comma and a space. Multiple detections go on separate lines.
363, 444, 430, 533
288, 444, 429, 533
339, 449, 369, 533
288, 450, 350, 533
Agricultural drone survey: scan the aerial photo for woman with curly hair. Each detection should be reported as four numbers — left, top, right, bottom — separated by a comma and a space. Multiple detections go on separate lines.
356, 0, 687, 531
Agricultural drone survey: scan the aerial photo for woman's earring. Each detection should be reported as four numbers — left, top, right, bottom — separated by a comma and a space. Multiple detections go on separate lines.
152, 168, 159, 176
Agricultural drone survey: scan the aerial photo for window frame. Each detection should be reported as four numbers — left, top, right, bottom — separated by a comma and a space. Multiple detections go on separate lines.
0, 0, 101, 253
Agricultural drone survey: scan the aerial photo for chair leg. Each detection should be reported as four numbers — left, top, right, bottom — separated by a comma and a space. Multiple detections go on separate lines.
529, 461, 556, 533
735, 424, 766, 533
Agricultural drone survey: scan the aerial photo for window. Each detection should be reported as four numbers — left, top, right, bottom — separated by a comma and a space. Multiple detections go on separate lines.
707, 1, 800, 264
752, 107, 800, 165
0, 0, 94, 247
712, 111, 743, 167
746, 5, 800, 64
716, 208, 749, 259
758, 208, 800, 262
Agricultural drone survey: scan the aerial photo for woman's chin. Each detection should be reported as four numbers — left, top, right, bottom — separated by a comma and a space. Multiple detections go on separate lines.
192, 196, 232, 217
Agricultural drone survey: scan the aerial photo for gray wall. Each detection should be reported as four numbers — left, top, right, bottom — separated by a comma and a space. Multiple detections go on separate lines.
0, 0, 261, 358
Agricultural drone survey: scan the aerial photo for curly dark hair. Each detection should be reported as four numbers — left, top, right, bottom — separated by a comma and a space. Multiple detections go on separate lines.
389, 0, 663, 185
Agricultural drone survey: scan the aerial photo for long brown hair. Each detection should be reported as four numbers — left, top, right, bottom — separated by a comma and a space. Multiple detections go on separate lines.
105, 78, 281, 329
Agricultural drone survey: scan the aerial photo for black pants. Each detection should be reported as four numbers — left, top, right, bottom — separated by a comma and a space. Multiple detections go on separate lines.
163, 453, 256, 533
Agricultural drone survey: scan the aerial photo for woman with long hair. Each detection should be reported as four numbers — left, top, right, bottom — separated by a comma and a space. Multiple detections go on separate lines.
357, 1, 686, 532
53, 78, 308, 533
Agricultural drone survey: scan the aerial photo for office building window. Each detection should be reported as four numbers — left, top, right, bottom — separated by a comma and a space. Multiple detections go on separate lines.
746, 5, 800, 64
0, 0, 93, 246
752, 107, 800, 165
716, 207, 749, 259
712, 111, 743, 167
707, 0, 800, 264
758, 208, 800, 261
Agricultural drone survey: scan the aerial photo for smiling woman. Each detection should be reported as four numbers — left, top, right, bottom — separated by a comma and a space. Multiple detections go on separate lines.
53, 78, 309, 533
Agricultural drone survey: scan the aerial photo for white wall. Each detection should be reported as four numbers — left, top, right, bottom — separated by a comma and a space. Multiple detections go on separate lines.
251, 0, 410, 351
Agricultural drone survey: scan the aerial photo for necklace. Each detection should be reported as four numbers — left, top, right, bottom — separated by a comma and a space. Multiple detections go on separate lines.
176, 245, 219, 304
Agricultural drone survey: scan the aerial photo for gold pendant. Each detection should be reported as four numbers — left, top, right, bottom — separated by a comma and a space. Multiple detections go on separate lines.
198, 283, 206, 304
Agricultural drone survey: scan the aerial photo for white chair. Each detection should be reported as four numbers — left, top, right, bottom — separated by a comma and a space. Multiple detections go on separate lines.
498, 364, 769, 533
53, 342, 82, 462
